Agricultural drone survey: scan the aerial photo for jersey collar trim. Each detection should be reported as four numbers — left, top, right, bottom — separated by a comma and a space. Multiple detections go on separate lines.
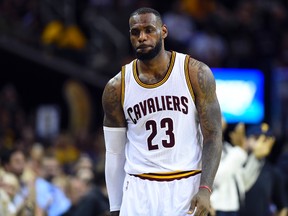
132, 51, 176, 88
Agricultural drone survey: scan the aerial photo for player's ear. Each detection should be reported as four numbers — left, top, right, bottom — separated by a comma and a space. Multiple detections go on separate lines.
162, 24, 168, 39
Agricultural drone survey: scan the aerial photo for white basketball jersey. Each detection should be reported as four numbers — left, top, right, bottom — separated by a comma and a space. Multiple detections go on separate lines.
121, 51, 203, 175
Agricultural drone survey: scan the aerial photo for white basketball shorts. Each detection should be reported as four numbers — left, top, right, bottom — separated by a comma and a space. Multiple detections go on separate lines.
120, 173, 201, 216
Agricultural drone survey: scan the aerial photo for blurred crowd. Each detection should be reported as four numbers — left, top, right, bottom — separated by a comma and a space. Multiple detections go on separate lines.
1, 0, 288, 71
0, 84, 109, 215
1, 0, 288, 216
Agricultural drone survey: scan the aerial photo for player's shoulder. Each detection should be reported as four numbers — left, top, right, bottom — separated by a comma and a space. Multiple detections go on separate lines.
184, 55, 216, 96
103, 71, 123, 101
107, 57, 134, 82
187, 56, 211, 73
184, 55, 214, 83
102, 71, 122, 108
174, 50, 211, 73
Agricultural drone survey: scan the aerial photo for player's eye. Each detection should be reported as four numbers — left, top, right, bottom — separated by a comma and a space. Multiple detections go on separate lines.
145, 27, 155, 34
130, 29, 139, 36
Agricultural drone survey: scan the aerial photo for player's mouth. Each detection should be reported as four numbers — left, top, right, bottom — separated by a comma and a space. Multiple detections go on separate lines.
137, 45, 151, 51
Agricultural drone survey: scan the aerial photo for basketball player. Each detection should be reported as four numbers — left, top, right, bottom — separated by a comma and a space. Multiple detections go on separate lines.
102, 7, 222, 216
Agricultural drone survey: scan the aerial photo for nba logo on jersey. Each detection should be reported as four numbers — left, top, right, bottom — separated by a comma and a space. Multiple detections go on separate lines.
125, 181, 129, 191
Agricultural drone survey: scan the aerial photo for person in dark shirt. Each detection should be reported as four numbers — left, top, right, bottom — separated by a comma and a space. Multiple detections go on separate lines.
241, 162, 287, 216
239, 123, 288, 216
62, 168, 109, 216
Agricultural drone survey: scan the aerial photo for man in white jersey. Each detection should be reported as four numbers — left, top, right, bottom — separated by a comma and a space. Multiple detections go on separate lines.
102, 7, 222, 216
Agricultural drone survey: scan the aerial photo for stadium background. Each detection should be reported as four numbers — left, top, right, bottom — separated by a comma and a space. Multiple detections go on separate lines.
0, 0, 287, 175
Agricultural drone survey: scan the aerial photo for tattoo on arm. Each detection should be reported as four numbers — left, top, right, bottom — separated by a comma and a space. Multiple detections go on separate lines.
189, 59, 222, 187
102, 75, 125, 127
196, 62, 220, 138
103, 78, 119, 114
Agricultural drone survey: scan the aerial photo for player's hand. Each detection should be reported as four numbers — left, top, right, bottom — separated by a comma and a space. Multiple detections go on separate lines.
188, 189, 211, 216
109, 211, 120, 216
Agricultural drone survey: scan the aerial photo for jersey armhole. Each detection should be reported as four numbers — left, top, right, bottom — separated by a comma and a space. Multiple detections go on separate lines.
184, 55, 196, 102
121, 66, 126, 107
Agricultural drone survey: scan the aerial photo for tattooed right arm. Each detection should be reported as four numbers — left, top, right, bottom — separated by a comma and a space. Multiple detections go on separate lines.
102, 72, 126, 127
102, 73, 127, 214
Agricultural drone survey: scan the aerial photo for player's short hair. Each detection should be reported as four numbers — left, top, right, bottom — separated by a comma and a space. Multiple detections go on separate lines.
130, 7, 163, 25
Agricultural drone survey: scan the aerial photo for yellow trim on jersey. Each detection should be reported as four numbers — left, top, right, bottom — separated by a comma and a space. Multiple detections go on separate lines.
133, 170, 201, 181
121, 66, 125, 107
184, 55, 196, 102
132, 51, 176, 88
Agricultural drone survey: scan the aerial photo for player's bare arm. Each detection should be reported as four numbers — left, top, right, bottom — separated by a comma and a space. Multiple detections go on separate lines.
188, 58, 222, 215
102, 72, 126, 216
102, 72, 126, 128
189, 58, 222, 187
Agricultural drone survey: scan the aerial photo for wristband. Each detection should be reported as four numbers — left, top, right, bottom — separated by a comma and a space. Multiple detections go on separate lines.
199, 185, 212, 193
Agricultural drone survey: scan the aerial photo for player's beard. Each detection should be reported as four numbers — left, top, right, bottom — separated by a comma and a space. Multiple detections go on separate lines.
136, 38, 162, 61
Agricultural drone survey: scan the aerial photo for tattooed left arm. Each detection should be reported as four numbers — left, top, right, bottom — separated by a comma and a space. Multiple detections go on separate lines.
187, 58, 222, 215
189, 58, 222, 189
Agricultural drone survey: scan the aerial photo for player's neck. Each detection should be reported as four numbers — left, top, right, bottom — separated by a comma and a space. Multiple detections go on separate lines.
137, 50, 171, 84
138, 50, 171, 74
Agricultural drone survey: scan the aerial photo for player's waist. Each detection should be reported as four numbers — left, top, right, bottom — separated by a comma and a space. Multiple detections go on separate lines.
129, 170, 201, 181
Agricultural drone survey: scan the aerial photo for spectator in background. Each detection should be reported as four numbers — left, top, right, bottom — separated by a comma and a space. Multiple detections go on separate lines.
23, 143, 45, 180
210, 120, 248, 216
35, 153, 71, 216
73, 153, 107, 198
62, 167, 109, 216
73, 154, 94, 175
52, 133, 80, 173
211, 121, 288, 216
210, 121, 282, 216
0, 147, 39, 216
239, 123, 288, 216
0, 171, 19, 216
